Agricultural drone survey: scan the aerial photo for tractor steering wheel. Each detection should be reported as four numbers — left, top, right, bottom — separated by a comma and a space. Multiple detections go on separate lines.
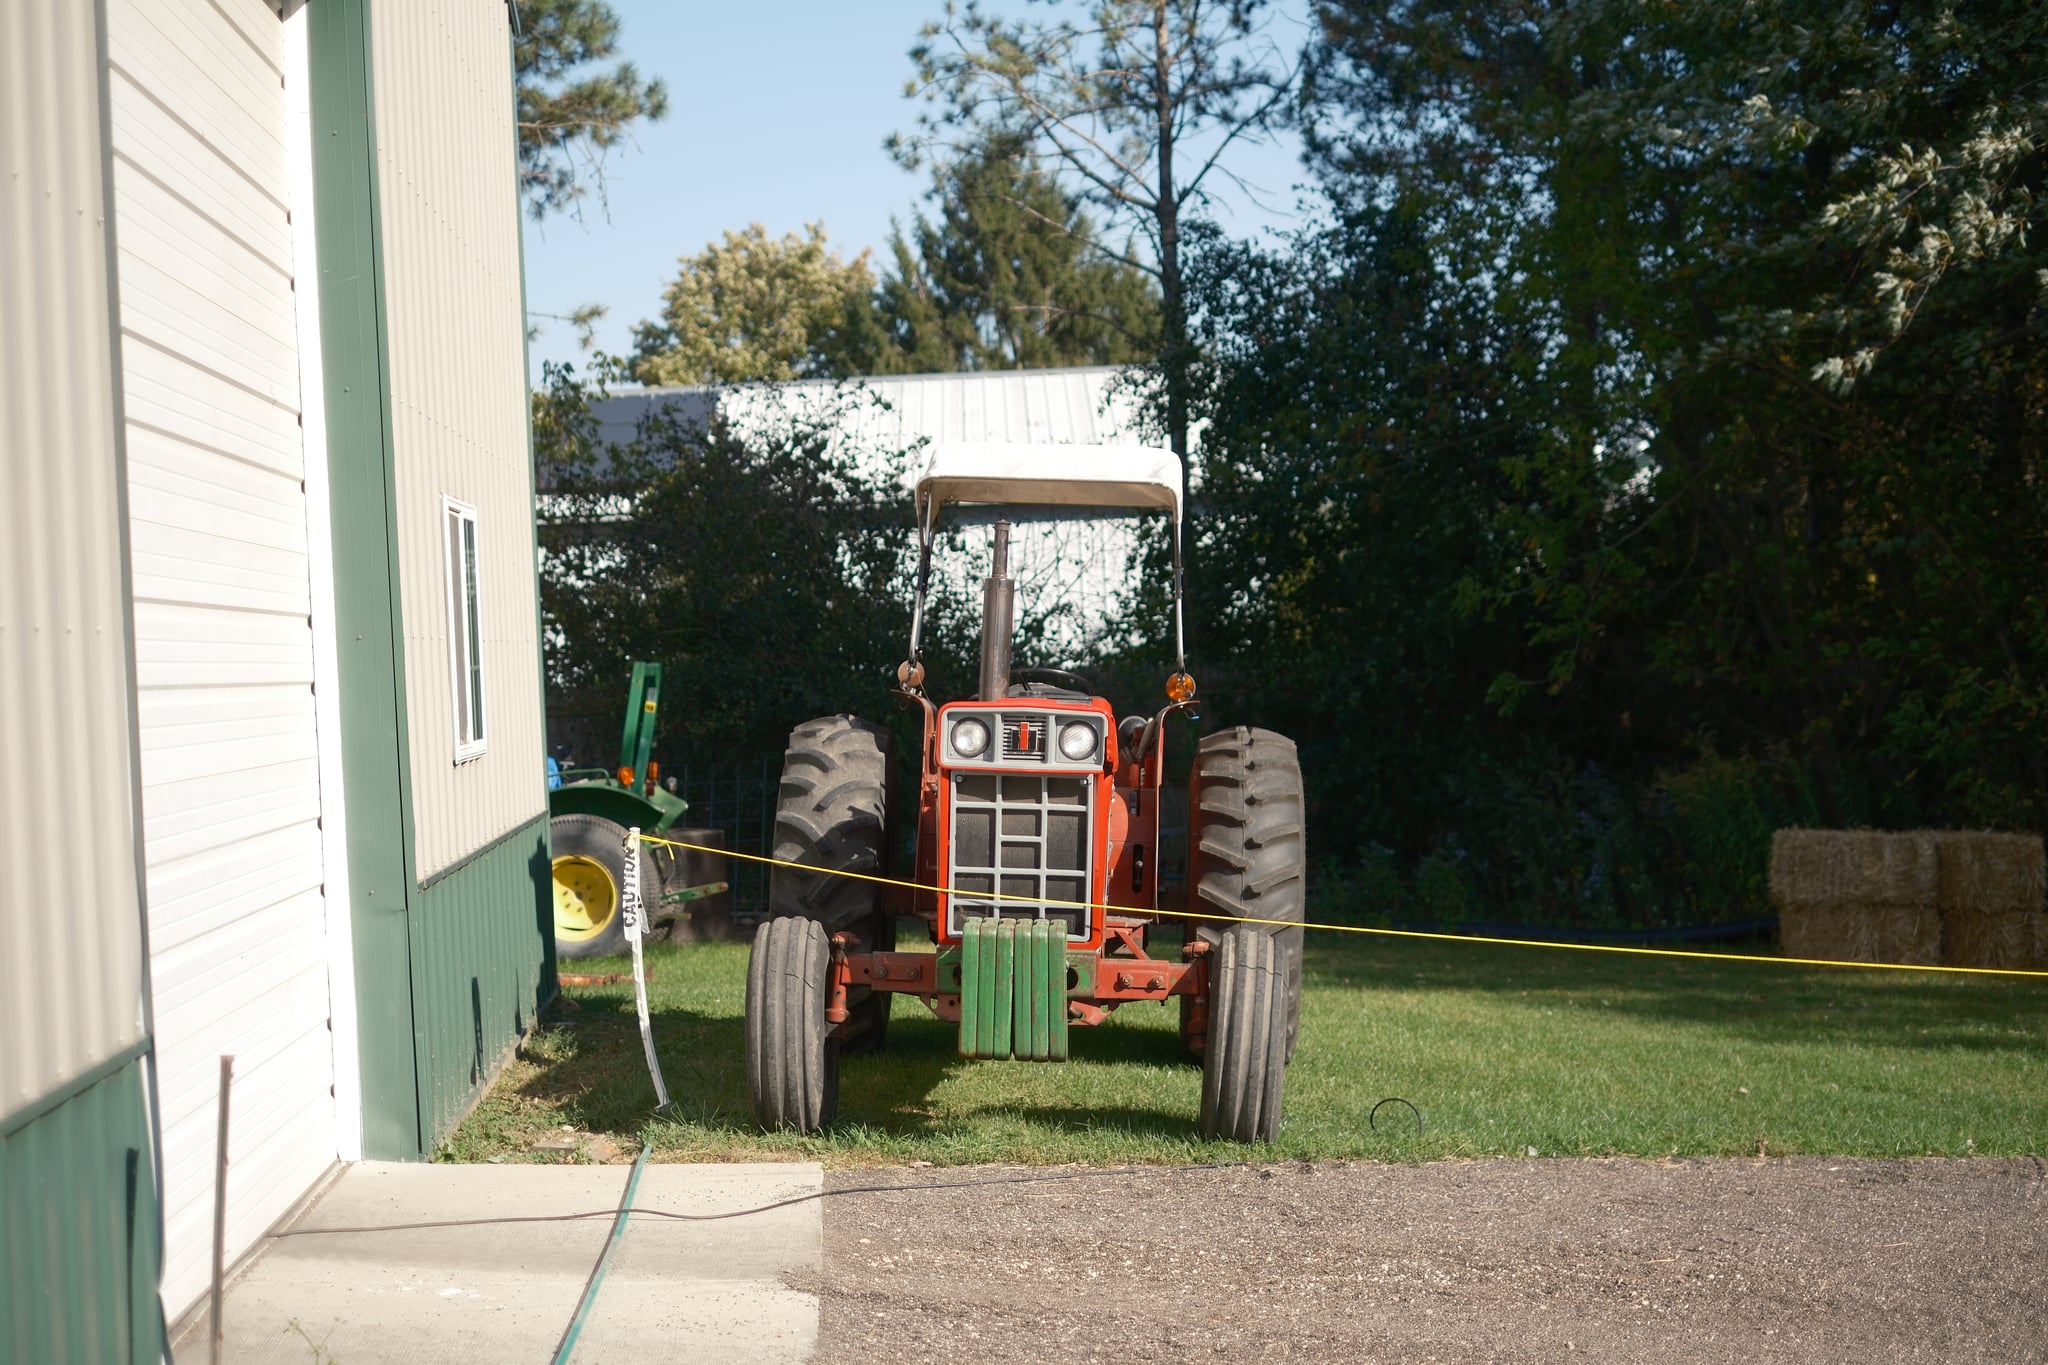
1011, 666, 1097, 694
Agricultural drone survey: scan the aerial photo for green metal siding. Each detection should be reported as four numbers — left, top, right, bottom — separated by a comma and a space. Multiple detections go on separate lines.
411, 815, 554, 1146
1, 1060, 162, 1365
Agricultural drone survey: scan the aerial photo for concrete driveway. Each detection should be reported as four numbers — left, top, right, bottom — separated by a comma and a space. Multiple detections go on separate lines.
174, 1161, 821, 1365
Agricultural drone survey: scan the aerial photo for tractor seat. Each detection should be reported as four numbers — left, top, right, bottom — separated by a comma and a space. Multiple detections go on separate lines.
1005, 680, 1092, 703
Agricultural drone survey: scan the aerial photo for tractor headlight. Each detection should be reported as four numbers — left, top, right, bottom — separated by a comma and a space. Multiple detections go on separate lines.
950, 718, 990, 758
1057, 722, 1098, 762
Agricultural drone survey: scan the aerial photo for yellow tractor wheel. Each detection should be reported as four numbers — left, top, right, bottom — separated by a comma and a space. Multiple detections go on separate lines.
553, 854, 619, 943
549, 813, 658, 959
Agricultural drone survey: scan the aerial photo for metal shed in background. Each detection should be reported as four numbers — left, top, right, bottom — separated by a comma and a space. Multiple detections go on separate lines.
576, 366, 1169, 654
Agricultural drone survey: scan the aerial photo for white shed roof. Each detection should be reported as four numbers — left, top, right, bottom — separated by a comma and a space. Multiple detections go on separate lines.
914, 442, 1181, 521
582, 365, 1160, 480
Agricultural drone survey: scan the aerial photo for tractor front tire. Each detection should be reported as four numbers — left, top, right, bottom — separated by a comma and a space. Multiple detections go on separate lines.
551, 814, 658, 961
771, 715, 892, 1052
1184, 727, 1307, 1062
745, 915, 839, 1133
1198, 922, 1289, 1143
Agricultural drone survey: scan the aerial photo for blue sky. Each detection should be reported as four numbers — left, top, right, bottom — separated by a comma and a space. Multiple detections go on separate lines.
519, 1, 1319, 379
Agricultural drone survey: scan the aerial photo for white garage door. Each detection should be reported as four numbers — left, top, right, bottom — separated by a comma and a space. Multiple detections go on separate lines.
106, 0, 337, 1319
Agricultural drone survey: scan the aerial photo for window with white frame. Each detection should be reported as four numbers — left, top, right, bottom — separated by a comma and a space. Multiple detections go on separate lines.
443, 496, 486, 761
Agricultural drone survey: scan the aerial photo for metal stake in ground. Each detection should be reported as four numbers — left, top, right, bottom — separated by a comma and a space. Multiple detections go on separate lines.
622, 826, 671, 1110
210, 1054, 234, 1365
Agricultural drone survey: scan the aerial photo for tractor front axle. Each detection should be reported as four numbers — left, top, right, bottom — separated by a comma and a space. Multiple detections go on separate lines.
825, 915, 1209, 1060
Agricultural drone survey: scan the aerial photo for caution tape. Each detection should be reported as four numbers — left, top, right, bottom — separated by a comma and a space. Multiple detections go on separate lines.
639, 833, 2048, 980
620, 828, 671, 1110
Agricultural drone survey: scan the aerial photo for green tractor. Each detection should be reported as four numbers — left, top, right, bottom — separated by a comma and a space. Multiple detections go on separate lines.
548, 661, 718, 959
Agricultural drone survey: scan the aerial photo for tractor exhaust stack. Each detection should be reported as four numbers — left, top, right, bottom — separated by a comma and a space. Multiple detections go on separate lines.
979, 520, 1014, 700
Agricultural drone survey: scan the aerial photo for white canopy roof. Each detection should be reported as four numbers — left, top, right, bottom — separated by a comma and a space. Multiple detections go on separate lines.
913, 442, 1182, 522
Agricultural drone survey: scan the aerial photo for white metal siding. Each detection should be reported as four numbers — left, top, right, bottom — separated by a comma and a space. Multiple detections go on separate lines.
372, 0, 547, 876
0, 0, 148, 1124
105, 0, 335, 1318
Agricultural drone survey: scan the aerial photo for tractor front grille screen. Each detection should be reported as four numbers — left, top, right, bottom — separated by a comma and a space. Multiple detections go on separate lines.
947, 771, 1092, 941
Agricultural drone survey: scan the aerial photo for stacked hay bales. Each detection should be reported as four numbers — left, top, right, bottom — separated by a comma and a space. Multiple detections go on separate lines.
1933, 832, 2046, 969
1770, 831, 1942, 965
1769, 830, 2048, 968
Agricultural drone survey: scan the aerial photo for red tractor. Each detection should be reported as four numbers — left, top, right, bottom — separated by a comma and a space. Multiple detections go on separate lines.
744, 443, 1305, 1141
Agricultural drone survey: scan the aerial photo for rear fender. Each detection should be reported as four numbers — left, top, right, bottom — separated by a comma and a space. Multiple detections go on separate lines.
548, 780, 682, 834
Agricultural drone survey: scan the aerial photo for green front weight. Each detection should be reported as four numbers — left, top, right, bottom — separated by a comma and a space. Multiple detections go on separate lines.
956, 919, 1072, 1061
1011, 926, 1035, 1059
1046, 921, 1069, 1061
957, 925, 983, 1056
976, 920, 999, 1052
992, 919, 1016, 1057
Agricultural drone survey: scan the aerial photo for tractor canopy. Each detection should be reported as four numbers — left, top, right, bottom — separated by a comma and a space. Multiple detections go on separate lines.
912, 442, 1182, 522
901, 440, 1192, 696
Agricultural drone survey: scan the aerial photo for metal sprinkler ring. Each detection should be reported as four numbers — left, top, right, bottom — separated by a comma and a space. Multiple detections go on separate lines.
1368, 1097, 1424, 1135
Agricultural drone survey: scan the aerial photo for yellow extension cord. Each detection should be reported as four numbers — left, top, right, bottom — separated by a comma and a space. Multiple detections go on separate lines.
639, 833, 2048, 980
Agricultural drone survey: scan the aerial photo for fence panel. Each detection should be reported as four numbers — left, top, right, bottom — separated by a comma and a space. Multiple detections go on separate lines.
671, 757, 780, 928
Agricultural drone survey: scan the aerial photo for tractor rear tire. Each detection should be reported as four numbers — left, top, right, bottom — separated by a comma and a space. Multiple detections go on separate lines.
771, 715, 893, 1053
1185, 727, 1307, 1062
769, 716, 890, 931
1198, 922, 1289, 1143
745, 916, 839, 1133
551, 814, 658, 961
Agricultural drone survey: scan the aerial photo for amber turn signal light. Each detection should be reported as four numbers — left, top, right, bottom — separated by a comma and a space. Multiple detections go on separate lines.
1166, 671, 1197, 702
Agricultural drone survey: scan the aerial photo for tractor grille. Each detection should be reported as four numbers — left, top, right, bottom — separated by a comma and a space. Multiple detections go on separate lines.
946, 771, 1093, 941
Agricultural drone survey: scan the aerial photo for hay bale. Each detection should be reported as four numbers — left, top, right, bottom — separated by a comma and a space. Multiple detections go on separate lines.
1933, 832, 2047, 969
1778, 903, 1944, 966
1770, 830, 1943, 965
1770, 829, 1939, 908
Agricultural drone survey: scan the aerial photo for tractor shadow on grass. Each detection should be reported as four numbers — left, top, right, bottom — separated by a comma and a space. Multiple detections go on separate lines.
499, 997, 931, 1140
831, 1013, 978, 1134
833, 1009, 1201, 1140
513, 955, 1209, 1145
1006, 1104, 1201, 1141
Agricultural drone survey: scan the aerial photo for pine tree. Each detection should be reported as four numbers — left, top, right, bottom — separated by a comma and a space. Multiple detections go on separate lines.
872, 139, 1161, 373
899, 0, 1297, 482
514, 0, 668, 221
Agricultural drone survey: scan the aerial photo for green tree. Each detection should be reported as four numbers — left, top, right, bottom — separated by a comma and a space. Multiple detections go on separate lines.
900, 1, 1298, 482
536, 364, 979, 765
514, 0, 669, 221
872, 138, 1162, 372
1306, 0, 2048, 827
629, 224, 883, 385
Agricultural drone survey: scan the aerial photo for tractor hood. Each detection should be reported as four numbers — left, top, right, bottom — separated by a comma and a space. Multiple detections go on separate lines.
913, 442, 1182, 523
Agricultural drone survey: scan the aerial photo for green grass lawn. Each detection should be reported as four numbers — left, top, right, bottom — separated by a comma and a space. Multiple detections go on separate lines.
445, 930, 2048, 1167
